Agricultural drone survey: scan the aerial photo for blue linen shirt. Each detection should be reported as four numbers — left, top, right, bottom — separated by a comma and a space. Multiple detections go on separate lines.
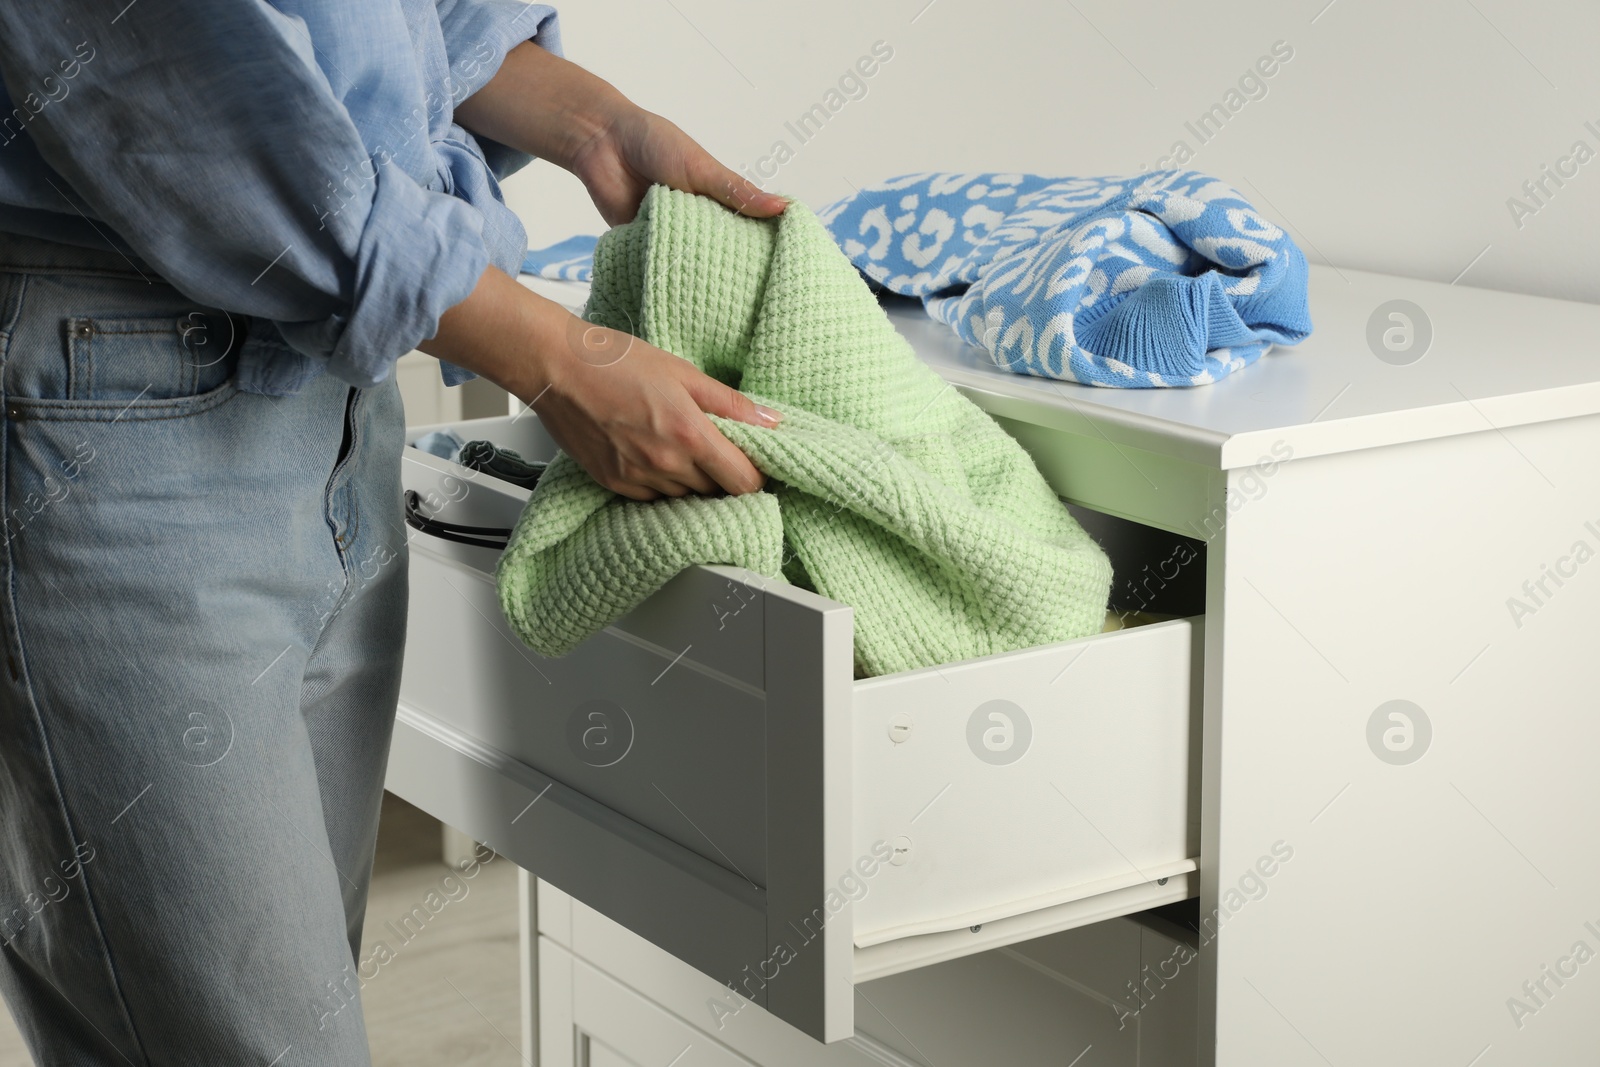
0, 0, 560, 395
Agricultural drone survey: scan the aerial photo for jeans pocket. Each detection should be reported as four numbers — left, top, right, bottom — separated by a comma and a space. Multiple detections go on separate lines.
7, 306, 243, 423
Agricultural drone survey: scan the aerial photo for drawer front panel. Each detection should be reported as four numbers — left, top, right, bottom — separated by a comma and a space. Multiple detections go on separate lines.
404, 544, 770, 883
400, 417, 857, 1041
573, 953, 758, 1067
546, 881, 1198, 1066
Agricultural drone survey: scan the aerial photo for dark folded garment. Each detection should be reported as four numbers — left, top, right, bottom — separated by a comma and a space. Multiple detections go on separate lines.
458, 439, 546, 490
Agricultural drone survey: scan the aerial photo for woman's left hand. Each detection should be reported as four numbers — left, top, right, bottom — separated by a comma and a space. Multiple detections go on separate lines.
455, 42, 787, 225
568, 104, 787, 226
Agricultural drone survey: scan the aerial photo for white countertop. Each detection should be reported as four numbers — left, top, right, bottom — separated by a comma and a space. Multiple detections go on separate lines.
521, 265, 1600, 470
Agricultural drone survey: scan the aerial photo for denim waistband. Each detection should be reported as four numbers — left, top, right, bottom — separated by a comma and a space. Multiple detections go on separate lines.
0, 230, 377, 398
0, 229, 161, 282
0, 229, 331, 396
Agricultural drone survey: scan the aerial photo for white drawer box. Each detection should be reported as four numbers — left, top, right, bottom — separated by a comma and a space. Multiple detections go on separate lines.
391, 413, 1201, 1042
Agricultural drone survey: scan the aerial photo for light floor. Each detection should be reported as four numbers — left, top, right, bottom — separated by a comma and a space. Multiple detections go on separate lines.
0, 793, 524, 1067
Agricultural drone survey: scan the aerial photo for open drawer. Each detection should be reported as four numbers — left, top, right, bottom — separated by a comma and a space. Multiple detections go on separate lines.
387, 413, 1203, 1043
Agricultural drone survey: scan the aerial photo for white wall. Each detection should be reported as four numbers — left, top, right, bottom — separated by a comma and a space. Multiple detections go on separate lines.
500, 0, 1600, 305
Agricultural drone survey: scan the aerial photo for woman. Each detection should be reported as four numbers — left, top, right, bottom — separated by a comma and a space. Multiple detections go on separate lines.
0, 2, 778, 1062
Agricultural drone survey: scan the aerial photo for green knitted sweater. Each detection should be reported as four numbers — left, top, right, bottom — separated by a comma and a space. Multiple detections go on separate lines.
496, 186, 1113, 678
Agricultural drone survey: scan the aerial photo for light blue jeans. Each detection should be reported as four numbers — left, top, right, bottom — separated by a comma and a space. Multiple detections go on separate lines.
0, 232, 408, 1065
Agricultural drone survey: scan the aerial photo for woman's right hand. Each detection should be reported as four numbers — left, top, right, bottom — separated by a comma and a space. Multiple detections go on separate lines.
419, 266, 779, 501
532, 319, 780, 500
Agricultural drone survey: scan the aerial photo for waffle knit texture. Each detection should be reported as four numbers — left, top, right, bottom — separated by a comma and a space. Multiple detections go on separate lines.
496, 186, 1114, 678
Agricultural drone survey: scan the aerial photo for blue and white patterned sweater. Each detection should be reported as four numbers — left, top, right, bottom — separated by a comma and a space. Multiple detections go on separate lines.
818, 171, 1312, 387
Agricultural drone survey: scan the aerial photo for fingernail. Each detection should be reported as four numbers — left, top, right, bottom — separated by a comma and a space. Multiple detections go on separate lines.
754, 404, 782, 425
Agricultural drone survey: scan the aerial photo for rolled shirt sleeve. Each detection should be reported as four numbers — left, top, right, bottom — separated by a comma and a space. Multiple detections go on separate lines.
436, 0, 563, 182
0, 0, 556, 391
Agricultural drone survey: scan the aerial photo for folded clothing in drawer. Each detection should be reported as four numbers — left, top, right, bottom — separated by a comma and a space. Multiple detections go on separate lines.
497, 185, 1113, 678
410, 431, 547, 490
